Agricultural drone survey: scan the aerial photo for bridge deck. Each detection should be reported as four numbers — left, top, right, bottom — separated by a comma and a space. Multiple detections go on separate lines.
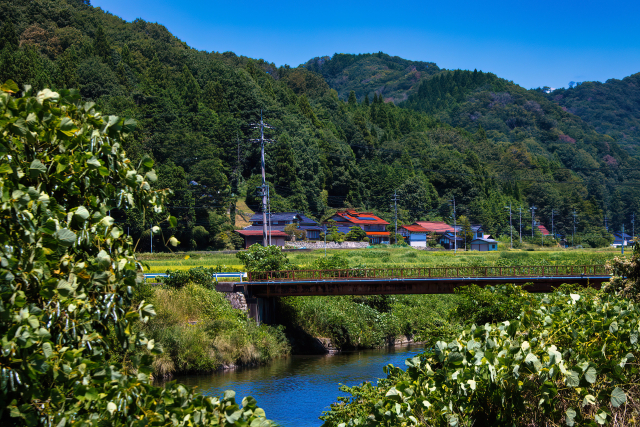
220, 274, 609, 297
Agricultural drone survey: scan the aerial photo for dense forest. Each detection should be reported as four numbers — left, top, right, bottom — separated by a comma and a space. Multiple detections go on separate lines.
1, 0, 639, 251
540, 73, 640, 156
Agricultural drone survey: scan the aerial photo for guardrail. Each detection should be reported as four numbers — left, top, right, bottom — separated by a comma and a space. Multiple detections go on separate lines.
248, 265, 608, 282
144, 272, 248, 282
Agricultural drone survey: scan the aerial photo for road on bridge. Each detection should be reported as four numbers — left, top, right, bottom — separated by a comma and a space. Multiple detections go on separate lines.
217, 265, 610, 297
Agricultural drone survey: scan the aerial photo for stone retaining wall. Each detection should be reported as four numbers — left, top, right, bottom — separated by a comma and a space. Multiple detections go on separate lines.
286, 241, 369, 250
224, 292, 247, 312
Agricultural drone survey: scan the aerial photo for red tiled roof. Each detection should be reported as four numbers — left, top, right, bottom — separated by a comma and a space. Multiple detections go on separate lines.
415, 221, 455, 233
331, 210, 389, 225
234, 230, 288, 237
365, 231, 391, 236
401, 225, 428, 232
537, 225, 550, 235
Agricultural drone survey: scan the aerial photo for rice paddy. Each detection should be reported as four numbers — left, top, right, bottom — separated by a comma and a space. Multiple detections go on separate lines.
138, 246, 622, 274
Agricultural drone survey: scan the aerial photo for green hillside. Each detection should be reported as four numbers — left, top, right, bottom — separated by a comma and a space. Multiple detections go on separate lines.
541, 74, 640, 156
0, 0, 637, 252
304, 52, 440, 103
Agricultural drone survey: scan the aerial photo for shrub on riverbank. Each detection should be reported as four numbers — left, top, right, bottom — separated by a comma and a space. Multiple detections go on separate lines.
144, 283, 290, 377
321, 285, 640, 426
280, 294, 461, 350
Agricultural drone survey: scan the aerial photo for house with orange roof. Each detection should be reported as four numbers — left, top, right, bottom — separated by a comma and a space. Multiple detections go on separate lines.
399, 224, 429, 247
326, 210, 390, 244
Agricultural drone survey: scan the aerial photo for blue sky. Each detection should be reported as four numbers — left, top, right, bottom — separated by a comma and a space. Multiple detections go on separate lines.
92, 0, 640, 89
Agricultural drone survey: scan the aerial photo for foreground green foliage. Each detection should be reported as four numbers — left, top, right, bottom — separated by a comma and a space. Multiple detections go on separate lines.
145, 283, 289, 377
321, 285, 640, 426
0, 87, 271, 425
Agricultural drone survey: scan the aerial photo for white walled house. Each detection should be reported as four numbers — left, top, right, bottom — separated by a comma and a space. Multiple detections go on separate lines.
399, 224, 429, 247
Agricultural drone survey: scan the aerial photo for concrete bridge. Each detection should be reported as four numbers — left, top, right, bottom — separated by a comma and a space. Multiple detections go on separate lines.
216, 265, 610, 323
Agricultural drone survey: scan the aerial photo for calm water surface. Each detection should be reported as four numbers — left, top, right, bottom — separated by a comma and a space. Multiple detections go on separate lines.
176, 344, 425, 426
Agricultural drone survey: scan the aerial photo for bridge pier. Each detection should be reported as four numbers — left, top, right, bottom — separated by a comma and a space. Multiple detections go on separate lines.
244, 297, 277, 324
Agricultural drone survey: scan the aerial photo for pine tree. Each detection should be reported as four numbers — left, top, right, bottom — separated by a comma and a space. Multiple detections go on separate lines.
93, 26, 111, 63
364, 93, 370, 106
348, 90, 357, 107
180, 65, 200, 113
0, 21, 19, 51
203, 81, 228, 112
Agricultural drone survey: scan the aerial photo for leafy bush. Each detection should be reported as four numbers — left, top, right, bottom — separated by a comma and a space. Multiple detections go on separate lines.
603, 240, 640, 299
0, 85, 272, 426
322, 288, 640, 426
312, 254, 349, 270
236, 244, 295, 272
163, 266, 229, 289
451, 284, 535, 325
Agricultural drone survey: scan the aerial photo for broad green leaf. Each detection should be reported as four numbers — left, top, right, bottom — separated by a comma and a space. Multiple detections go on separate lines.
98, 166, 110, 176
73, 206, 90, 221
168, 236, 180, 247
54, 229, 76, 246
1, 79, 19, 93
566, 370, 580, 387
565, 408, 576, 426
87, 157, 101, 168
43, 342, 53, 359
59, 117, 79, 136
595, 411, 607, 425
168, 216, 178, 228
611, 387, 626, 407
585, 366, 597, 384
122, 117, 136, 133
0, 163, 12, 174
29, 159, 47, 177
609, 321, 619, 333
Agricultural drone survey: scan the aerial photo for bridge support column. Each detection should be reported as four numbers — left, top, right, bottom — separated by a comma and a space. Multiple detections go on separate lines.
245, 297, 276, 325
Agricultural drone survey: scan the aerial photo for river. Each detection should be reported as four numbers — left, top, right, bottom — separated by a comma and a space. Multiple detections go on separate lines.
176, 344, 425, 426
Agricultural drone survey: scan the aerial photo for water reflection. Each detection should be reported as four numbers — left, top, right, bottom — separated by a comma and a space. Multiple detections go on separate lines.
175, 344, 425, 427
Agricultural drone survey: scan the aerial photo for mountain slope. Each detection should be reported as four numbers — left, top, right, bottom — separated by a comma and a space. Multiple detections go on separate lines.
304, 52, 440, 103
0, 0, 637, 251
542, 74, 640, 156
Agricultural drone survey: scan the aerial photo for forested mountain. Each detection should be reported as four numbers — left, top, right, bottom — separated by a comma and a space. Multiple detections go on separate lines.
540, 74, 640, 156
304, 53, 440, 104
1, 0, 638, 251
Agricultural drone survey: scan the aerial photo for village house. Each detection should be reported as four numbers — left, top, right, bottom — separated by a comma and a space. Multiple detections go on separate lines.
326, 210, 390, 244
234, 212, 322, 248
470, 234, 498, 251
612, 231, 634, 248
399, 224, 429, 247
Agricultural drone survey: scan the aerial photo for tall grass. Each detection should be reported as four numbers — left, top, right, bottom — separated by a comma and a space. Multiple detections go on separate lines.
144, 283, 290, 377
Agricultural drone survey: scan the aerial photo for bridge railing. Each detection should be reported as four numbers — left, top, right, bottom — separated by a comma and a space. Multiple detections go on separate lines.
247, 265, 608, 282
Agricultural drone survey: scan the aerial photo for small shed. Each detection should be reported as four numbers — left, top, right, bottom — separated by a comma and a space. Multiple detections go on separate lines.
234, 230, 288, 249
470, 237, 498, 251
399, 224, 428, 247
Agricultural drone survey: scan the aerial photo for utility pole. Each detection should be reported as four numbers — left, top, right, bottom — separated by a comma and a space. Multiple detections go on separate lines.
622, 224, 625, 255
150, 224, 153, 254
324, 223, 327, 257
450, 197, 457, 254
518, 207, 523, 244
530, 205, 537, 240
632, 213, 636, 243
551, 209, 556, 240
572, 209, 577, 248
250, 110, 274, 247
391, 191, 399, 244
504, 204, 512, 249
267, 186, 272, 246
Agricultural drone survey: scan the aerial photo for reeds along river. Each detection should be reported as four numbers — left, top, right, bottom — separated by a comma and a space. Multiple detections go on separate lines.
174, 344, 425, 426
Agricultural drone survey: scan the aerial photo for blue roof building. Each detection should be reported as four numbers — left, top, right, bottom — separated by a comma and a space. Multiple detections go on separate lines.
244, 212, 323, 240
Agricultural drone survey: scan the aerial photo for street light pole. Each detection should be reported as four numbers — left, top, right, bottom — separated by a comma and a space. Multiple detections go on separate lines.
504, 204, 512, 249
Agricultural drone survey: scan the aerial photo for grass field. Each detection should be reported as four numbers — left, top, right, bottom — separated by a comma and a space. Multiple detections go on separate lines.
138, 246, 622, 274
